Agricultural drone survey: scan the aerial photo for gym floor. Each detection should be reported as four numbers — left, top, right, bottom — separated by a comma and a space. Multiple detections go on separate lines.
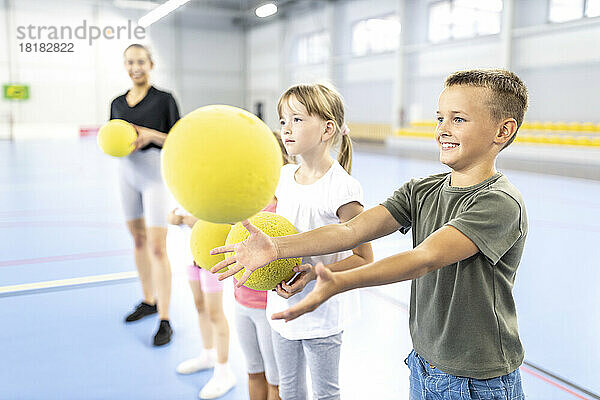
0, 137, 598, 400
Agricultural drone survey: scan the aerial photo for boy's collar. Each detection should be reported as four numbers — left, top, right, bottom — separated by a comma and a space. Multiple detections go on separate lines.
444, 172, 502, 192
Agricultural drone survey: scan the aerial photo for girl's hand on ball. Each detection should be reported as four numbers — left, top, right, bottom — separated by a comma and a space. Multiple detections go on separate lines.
275, 264, 316, 299
271, 263, 337, 322
210, 219, 278, 286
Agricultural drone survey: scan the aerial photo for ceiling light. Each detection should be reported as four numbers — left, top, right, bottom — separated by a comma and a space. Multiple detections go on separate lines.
113, 0, 159, 11
138, 0, 190, 28
255, 3, 277, 18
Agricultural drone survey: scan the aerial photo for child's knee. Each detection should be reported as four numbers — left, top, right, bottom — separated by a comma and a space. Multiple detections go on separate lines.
194, 297, 206, 313
132, 232, 146, 249
149, 242, 167, 259
208, 308, 225, 325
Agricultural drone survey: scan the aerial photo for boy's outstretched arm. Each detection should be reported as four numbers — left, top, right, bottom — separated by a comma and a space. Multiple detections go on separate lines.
276, 201, 374, 298
271, 225, 479, 322
210, 205, 400, 286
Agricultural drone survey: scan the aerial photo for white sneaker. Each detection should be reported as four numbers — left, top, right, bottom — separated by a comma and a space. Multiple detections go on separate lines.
198, 370, 236, 399
176, 355, 215, 375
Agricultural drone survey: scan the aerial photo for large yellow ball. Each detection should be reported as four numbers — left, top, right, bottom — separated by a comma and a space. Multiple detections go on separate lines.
97, 119, 137, 157
190, 219, 231, 272
225, 212, 301, 291
161, 105, 282, 224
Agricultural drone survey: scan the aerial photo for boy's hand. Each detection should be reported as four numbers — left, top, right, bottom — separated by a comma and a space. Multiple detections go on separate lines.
210, 219, 278, 287
167, 208, 184, 225
275, 263, 317, 299
271, 263, 339, 322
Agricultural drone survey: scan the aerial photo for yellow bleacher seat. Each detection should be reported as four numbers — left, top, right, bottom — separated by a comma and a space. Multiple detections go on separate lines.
542, 121, 555, 130
529, 121, 543, 130
580, 122, 595, 132
554, 122, 569, 131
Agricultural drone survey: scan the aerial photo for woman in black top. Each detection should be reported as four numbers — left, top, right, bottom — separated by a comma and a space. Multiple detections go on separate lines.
110, 44, 179, 346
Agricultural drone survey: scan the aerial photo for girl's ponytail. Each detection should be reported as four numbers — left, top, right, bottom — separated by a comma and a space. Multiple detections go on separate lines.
338, 131, 353, 174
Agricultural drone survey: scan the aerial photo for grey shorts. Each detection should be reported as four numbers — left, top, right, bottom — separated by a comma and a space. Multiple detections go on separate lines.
235, 302, 279, 386
271, 330, 343, 400
118, 148, 172, 227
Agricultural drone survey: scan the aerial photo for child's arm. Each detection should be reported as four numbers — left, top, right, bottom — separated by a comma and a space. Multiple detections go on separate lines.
271, 225, 479, 321
167, 208, 198, 228
182, 214, 198, 228
167, 208, 184, 225
211, 205, 399, 286
275, 201, 374, 298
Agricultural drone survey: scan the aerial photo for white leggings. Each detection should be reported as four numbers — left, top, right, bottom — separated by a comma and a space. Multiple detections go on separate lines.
118, 148, 172, 227
235, 302, 279, 386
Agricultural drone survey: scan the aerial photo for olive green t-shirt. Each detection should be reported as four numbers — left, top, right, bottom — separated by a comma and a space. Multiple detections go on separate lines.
382, 172, 526, 379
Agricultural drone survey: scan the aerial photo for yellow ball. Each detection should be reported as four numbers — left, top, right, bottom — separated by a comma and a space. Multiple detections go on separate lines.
190, 220, 231, 272
97, 119, 137, 157
161, 105, 282, 224
225, 212, 301, 291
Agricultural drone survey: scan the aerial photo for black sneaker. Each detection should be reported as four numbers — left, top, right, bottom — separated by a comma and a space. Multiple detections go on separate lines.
153, 320, 173, 346
124, 301, 157, 322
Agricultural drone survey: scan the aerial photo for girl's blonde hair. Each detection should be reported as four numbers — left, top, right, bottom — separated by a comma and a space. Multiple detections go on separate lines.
277, 83, 353, 174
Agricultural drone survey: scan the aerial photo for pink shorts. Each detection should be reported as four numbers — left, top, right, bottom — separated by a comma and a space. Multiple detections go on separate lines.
187, 264, 224, 293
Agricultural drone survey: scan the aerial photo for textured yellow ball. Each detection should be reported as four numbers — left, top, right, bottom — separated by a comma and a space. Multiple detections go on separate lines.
97, 119, 137, 157
225, 212, 301, 291
190, 220, 231, 272
161, 105, 282, 224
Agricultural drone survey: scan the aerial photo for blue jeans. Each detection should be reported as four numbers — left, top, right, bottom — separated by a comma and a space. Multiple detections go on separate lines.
405, 350, 525, 400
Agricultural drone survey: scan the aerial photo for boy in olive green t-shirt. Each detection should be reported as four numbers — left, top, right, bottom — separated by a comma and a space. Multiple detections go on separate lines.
383, 172, 527, 382
212, 69, 529, 399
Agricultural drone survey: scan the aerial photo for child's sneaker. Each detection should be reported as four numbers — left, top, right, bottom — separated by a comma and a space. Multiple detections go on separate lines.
199, 363, 236, 399
176, 350, 216, 374
124, 301, 157, 322
153, 320, 172, 346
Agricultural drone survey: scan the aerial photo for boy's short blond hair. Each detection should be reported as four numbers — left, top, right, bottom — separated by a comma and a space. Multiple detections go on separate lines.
445, 69, 528, 149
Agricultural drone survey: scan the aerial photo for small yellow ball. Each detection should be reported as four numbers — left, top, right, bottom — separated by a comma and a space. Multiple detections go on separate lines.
161, 105, 283, 224
225, 212, 301, 291
97, 119, 137, 157
190, 220, 231, 272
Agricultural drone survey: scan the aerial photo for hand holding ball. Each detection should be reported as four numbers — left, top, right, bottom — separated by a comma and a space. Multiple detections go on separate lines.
225, 212, 301, 291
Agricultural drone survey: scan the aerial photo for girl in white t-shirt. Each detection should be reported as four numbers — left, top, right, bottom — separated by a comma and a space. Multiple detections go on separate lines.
215, 83, 373, 399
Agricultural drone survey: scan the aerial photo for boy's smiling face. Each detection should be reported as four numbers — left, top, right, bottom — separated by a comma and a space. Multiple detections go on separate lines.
435, 85, 501, 173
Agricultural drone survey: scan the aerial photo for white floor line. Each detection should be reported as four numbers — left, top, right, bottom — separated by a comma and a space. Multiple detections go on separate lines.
0, 271, 138, 295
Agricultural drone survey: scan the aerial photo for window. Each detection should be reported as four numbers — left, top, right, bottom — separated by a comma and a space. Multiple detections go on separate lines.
297, 31, 330, 65
549, 0, 584, 22
549, 0, 600, 22
352, 15, 401, 56
428, 0, 503, 43
587, 0, 600, 16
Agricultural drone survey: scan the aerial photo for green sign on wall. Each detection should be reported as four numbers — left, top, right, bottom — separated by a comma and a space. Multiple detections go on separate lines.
3, 84, 29, 100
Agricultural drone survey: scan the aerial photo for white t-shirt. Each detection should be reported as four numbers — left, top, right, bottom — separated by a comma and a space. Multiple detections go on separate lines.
266, 161, 363, 340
